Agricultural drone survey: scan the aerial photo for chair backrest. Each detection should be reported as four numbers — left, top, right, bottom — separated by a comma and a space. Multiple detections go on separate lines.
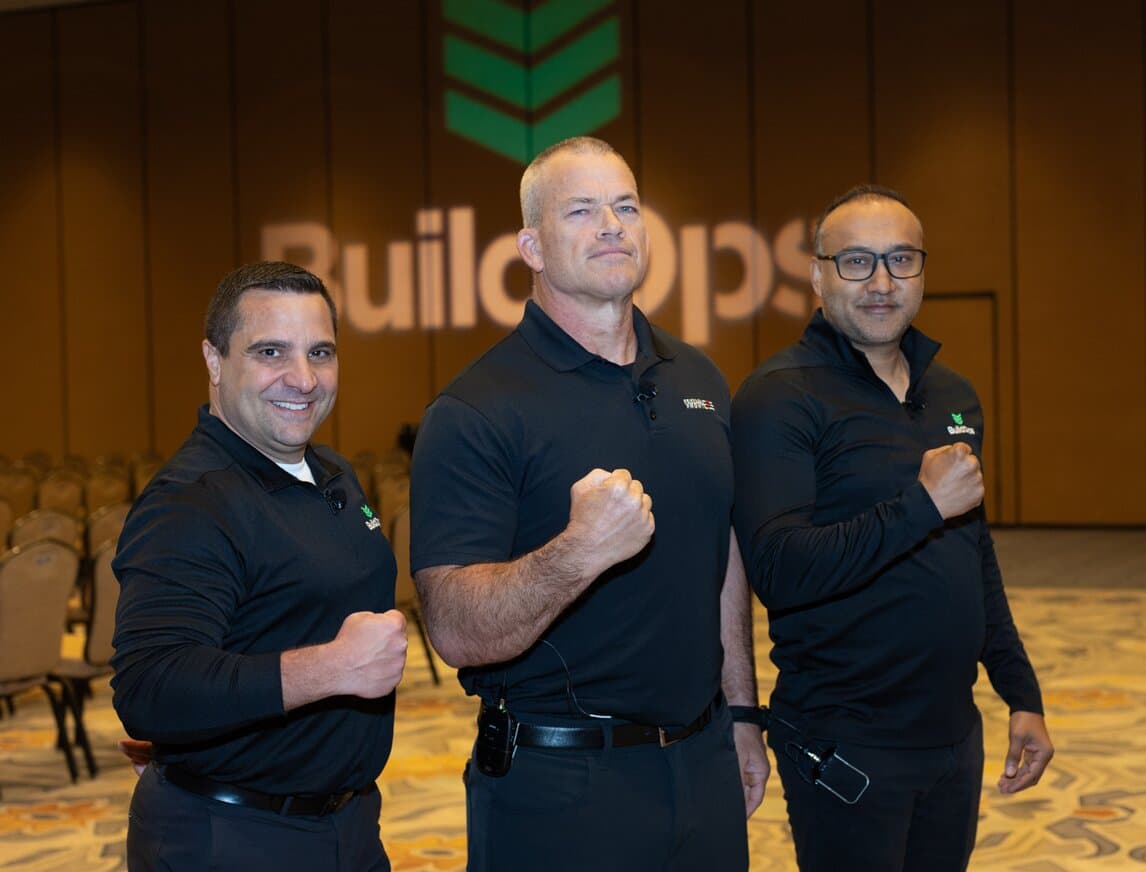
10, 508, 85, 552
0, 498, 11, 549
85, 470, 131, 514
390, 504, 416, 608
37, 470, 85, 516
376, 475, 410, 542
0, 541, 79, 679
21, 452, 52, 478
87, 501, 131, 555
84, 540, 119, 666
131, 454, 164, 497
349, 451, 377, 495
0, 467, 38, 518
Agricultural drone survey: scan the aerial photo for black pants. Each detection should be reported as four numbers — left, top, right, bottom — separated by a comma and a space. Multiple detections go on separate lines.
127, 764, 389, 871
464, 702, 748, 872
770, 712, 984, 872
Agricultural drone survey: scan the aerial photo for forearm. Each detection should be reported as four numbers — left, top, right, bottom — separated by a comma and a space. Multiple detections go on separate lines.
735, 482, 941, 611
719, 530, 758, 707
111, 644, 283, 743
280, 642, 338, 711
732, 381, 943, 611
415, 528, 599, 668
979, 515, 1044, 713
279, 609, 407, 710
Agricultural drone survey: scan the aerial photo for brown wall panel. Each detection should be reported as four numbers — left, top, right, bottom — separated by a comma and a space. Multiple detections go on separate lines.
57, 2, 150, 458
635, 0, 755, 388
143, 0, 236, 455
2, 0, 1144, 522
873, 1, 1014, 521
328, 0, 432, 457
1014, 0, 1146, 523
0, 11, 65, 459
750, 0, 871, 381
233, 0, 334, 445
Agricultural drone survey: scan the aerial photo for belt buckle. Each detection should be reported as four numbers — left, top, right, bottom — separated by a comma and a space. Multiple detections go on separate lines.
319, 791, 352, 816
658, 727, 681, 748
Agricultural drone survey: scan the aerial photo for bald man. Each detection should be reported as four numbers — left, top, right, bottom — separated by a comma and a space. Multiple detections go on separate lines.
731, 185, 1052, 872
410, 137, 767, 871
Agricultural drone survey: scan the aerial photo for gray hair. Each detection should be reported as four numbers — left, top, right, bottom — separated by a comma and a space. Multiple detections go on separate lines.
519, 136, 627, 228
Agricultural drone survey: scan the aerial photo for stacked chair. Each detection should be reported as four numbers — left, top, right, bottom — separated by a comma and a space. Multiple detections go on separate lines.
0, 464, 37, 519
50, 539, 120, 778
36, 469, 85, 517
10, 508, 85, 553
0, 540, 91, 793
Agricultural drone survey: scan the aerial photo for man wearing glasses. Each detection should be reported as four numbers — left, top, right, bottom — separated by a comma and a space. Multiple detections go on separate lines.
731, 185, 1053, 871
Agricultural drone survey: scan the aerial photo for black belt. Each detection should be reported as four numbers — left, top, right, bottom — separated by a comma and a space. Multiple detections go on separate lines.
160, 764, 371, 817
507, 695, 720, 751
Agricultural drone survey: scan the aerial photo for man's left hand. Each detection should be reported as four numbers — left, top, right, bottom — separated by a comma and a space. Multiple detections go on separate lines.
997, 710, 1053, 794
733, 721, 769, 817
118, 738, 153, 776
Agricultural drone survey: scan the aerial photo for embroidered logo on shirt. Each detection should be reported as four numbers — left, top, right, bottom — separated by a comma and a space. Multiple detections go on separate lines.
683, 398, 716, 411
361, 504, 382, 531
947, 411, 976, 436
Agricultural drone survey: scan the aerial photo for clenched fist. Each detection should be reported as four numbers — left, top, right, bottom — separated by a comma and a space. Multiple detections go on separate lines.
566, 468, 655, 579
918, 442, 984, 519
328, 610, 408, 699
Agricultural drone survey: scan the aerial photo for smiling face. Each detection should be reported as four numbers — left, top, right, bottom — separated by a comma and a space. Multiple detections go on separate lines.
202, 289, 338, 463
517, 149, 649, 306
812, 196, 925, 356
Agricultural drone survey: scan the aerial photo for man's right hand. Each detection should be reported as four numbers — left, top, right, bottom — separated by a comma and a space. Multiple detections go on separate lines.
327, 610, 409, 699
918, 442, 984, 519
566, 468, 655, 579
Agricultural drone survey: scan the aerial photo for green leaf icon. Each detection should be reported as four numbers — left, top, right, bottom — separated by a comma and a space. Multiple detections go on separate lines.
361, 505, 375, 519
951, 413, 964, 426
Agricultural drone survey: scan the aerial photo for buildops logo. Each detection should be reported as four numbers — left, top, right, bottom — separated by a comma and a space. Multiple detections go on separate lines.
260, 0, 815, 344
948, 412, 976, 436
443, 0, 620, 163
361, 504, 383, 532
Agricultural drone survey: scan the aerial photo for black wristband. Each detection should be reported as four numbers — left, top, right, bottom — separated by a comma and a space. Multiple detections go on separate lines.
729, 705, 769, 731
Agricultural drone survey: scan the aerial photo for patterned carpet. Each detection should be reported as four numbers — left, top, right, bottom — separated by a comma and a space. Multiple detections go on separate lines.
1, 529, 1144, 870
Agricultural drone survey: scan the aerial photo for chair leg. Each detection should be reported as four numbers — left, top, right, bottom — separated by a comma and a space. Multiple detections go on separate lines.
41, 683, 79, 783
59, 680, 98, 778
410, 610, 440, 686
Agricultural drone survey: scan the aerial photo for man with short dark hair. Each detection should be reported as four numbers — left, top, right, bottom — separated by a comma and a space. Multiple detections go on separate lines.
732, 186, 1053, 871
112, 261, 407, 871
409, 137, 767, 872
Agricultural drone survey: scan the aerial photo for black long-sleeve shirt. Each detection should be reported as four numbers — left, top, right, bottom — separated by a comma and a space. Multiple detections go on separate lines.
111, 406, 397, 794
732, 311, 1042, 747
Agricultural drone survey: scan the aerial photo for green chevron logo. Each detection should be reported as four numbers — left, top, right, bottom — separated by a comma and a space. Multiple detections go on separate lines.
443, 0, 621, 164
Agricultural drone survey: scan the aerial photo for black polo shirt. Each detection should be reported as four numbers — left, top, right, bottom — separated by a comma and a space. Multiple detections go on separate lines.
111, 406, 396, 795
731, 310, 1042, 747
411, 301, 732, 726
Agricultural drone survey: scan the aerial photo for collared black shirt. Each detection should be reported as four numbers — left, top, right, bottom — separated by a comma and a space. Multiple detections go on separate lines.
111, 406, 396, 794
732, 310, 1042, 747
411, 301, 733, 726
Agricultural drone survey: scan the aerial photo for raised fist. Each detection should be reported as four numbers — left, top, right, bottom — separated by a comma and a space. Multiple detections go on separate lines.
566, 468, 655, 578
329, 610, 408, 698
918, 442, 984, 519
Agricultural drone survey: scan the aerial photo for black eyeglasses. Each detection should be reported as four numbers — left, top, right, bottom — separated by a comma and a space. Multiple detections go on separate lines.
816, 248, 927, 281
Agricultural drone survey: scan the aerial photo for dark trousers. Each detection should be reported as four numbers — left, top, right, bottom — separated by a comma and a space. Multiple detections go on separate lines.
126, 764, 389, 871
770, 712, 984, 872
464, 702, 748, 872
